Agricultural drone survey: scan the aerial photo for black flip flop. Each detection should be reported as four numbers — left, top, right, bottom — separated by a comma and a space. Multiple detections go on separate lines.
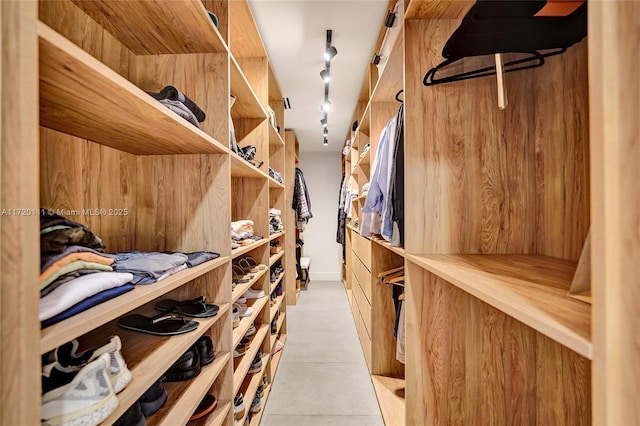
118, 312, 198, 336
154, 296, 219, 318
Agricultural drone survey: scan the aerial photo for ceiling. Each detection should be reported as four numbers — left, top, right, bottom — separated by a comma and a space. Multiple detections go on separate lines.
249, 1, 389, 152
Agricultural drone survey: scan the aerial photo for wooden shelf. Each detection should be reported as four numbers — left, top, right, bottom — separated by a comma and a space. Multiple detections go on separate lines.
241, 352, 270, 405
40, 256, 229, 354
248, 384, 270, 426
269, 231, 285, 241
270, 295, 285, 322
347, 224, 361, 234
269, 125, 285, 146
270, 312, 286, 348
269, 250, 284, 265
269, 177, 285, 189
189, 400, 232, 426
371, 375, 406, 426
38, 22, 228, 156
230, 152, 270, 179
233, 296, 269, 348
229, 0, 267, 58
70, 0, 227, 55
270, 272, 285, 294
407, 254, 592, 359
371, 30, 404, 102
232, 268, 269, 304
231, 238, 268, 259
270, 333, 287, 378
405, 0, 474, 20
233, 324, 269, 394
373, 236, 405, 257
94, 303, 230, 425
230, 55, 267, 119
147, 352, 230, 426
356, 100, 371, 136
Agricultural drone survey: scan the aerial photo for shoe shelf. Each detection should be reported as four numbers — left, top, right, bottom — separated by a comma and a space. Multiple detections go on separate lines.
147, 352, 231, 426
240, 352, 270, 412
233, 296, 269, 348
270, 272, 285, 294
68, 0, 227, 55
269, 250, 284, 265
230, 55, 267, 120
269, 295, 285, 323
270, 312, 286, 349
231, 238, 268, 260
269, 231, 285, 241
232, 268, 269, 304
407, 254, 592, 359
269, 125, 285, 146
248, 384, 271, 426
233, 324, 269, 395
270, 333, 287, 378
90, 302, 230, 425
268, 177, 285, 189
230, 152, 270, 179
189, 400, 232, 426
40, 256, 229, 354
372, 236, 406, 258
371, 375, 406, 426
38, 22, 228, 156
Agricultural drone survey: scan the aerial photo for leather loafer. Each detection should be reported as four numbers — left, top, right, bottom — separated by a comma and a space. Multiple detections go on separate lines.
139, 379, 167, 417
114, 401, 146, 426
194, 335, 215, 366
164, 347, 201, 382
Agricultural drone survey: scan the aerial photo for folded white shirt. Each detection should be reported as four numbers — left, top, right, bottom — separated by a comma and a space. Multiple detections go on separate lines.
231, 219, 254, 233
39, 272, 134, 321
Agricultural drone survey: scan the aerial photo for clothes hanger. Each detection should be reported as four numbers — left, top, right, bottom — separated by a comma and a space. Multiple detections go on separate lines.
377, 265, 404, 281
381, 270, 404, 285
387, 276, 405, 286
395, 89, 403, 103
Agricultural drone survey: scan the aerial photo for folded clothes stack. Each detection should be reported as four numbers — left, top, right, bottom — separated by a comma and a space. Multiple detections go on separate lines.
269, 167, 283, 184
147, 85, 206, 129
231, 219, 263, 249
269, 208, 284, 235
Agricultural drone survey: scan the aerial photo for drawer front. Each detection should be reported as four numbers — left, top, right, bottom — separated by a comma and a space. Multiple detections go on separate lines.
352, 255, 372, 303
352, 232, 371, 270
352, 273, 371, 339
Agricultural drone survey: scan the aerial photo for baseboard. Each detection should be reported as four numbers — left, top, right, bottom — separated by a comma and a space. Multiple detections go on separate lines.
309, 272, 341, 281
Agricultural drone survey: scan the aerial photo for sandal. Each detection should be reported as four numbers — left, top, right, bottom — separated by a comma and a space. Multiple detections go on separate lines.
240, 257, 266, 272
232, 265, 251, 284
155, 296, 219, 318
118, 312, 198, 336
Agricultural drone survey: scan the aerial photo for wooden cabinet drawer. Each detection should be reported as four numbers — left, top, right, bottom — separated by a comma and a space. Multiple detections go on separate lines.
352, 255, 372, 303
352, 273, 372, 338
352, 232, 371, 270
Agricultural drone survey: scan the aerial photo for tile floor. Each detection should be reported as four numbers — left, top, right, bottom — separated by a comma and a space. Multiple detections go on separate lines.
261, 281, 383, 426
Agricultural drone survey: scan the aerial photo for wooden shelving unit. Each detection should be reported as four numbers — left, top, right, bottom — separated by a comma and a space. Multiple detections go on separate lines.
269, 231, 285, 241
372, 236, 405, 258
269, 250, 284, 265
190, 401, 233, 426
270, 295, 285, 322
230, 153, 270, 179
270, 271, 285, 293
268, 176, 285, 189
270, 312, 286, 348
231, 268, 269, 304
233, 297, 269, 348
231, 239, 269, 259
233, 325, 269, 394
270, 333, 287, 377
371, 375, 406, 426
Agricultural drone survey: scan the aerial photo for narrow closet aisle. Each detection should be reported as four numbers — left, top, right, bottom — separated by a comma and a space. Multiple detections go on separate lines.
262, 282, 383, 425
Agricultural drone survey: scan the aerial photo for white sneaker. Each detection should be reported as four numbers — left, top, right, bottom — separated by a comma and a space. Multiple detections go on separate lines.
234, 303, 253, 318
232, 306, 240, 328
46, 336, 132, 393
42, 353, 118, 426
243, 288, 265, 299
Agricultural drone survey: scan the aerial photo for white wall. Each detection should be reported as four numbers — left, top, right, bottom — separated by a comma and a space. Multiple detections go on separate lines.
298, 151, 342, 281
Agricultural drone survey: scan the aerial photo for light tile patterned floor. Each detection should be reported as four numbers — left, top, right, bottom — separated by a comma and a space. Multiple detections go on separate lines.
261, 281, 383, 426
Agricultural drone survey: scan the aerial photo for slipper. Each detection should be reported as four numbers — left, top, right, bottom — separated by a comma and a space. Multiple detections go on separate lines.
232, 265, 251, 284
155, 296, 219, 318
237, 258, 260, 274
189, 394, 218, 421
242, 257, 267, 271
233, 264, 254, 278
118, 312, 198, 336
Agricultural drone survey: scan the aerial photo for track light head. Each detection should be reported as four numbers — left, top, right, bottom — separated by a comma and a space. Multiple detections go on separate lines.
323, 139, 329, 146
320, 117, 327, 128
321, 100, 331, 113
324, 128, 328, 137
324, 45, 338, 61
320, 69, 330, 83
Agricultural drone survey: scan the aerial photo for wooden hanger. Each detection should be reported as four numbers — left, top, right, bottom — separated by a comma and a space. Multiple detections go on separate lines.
387, 276, 405, 286
377, 265, 404, 280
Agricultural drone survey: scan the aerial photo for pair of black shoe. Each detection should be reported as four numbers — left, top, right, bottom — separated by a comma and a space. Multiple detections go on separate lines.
114, 378, 167, 426
164, 335, 215, 382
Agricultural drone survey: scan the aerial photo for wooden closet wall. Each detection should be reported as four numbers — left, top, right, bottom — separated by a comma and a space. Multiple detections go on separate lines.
342, 1, 640, 425
1, 0, 295, 424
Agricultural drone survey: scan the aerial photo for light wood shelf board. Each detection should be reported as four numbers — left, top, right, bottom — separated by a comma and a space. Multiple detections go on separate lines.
269, 251, 285, 265
241, 353, 270, 406
269, 231, 285, 241
269, 124, 285, 146
248, 385, 271, 426
95, 303, 231, 424
268, 177, 285, 189
270, 312, 286, 348
232, 268, 269, 304
405, 0, 474, 20
231, 238, 268, 260
233, 325, 269, 394
70, 0, 227, 54
371, 30, 404, 102
189, 400, 232, 426
233, 297, 269, 347
347, 224, 361, 234
357, 100, 371, 136
270, 272, 285, 294
230, 152, 269, 178
372, 237, 406, 257
228, 0, 267, 58
230, 55, 267, 119
41, 256, 230, 353
270, 333, 287, 378
371, 375, 406, 426
407, 254, 592, 358
269, 295, 285, 322
148, 352, 231, 426
38, 22, 228, 155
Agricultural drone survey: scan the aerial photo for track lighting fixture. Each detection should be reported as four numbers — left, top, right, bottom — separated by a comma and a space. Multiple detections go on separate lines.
320, 69, 330, 83
321, 100, 331, 113
323, 138, 329, 146
324, 45, 338, 61
321, 117, 327, 127
324, 128, 329, 137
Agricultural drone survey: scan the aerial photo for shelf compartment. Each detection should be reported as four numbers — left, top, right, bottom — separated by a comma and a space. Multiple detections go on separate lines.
269, 251, 284, 265
269, 231, 285, 241
371, 375, 406, 426
232, 268, 269, 304
228, 0, 267, 58
371, 30, 404, 102
41, 256, 229, 354
230, 56, 267, 119
269, 295, 285, 323
38, 22, 227, 156
231, 238, 268, 259
269, 125, 285, 146
248, 384, 271, 426
372, 236, 406, 258
92, 303, 231, 425
270, 272, 285, 294
69, 0, 227, 54
268, 177, 285, 189
189, 400, 232, 426
233, 324, 269, 395
233, 296, 269, 348
240, 352, 270, 406
407, 254, 592, 359
147, 352, 230, 426
230, 152, 269, 179
270, 312, 286, 348
270, 333, 287, 378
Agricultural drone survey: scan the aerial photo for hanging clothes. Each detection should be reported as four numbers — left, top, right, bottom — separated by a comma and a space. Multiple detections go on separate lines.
390, 103, 404, 247
336, 173, 346, 245
293, 167, 312, 230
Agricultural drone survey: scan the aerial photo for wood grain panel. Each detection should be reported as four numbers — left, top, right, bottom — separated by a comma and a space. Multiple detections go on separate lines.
589, 4, 640, 425
352, 231, 372, 270
234, 120, 269, 173
406, 262, 591, 425
372, 29, 404, 103
201, 0, 229, 45
238, 57, 268, 110
352, 254, 372, 303
1, 2, 40, 424
405, 0, 474, 20
231, 177, 269, 239
228, 0, 266, 58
